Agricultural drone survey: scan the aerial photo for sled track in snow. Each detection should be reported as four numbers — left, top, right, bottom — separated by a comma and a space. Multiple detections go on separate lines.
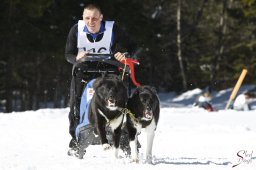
152, 157, 232, 166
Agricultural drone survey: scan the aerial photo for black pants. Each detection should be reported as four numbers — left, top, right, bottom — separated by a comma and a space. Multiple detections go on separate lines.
68, 62, 120, 148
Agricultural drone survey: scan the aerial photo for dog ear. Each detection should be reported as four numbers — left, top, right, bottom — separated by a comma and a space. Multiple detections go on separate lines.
93, 77, 103, 89
149, 86, 157, 94
130, 87, 140, 99
142, 85, 157, 95
101, 73, 119, 79
131, 88, 137, 95
109, 74, 122, 81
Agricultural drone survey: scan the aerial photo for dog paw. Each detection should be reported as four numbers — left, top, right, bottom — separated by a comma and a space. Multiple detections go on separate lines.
102, 143, 111, 150
145, 156, 153, 164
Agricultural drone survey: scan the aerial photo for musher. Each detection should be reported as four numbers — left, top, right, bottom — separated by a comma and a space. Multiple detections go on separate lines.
65, 3, 137, 155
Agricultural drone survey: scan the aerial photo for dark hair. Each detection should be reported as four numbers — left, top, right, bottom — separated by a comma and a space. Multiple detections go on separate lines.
244, 91, 256, 98
84, 3, 102, 14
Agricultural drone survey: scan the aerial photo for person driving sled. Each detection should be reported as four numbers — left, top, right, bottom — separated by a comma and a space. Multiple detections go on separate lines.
65, 3, 137, 155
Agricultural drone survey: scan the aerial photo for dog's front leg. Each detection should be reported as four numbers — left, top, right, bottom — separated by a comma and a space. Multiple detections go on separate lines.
112, 126, 122, 158
145, 130, 154, 163
128, 124, 140, 163
109, 115, 124, 158
97, 121, 110, 150
96, 109, 111, 150
145, 120, 156, 164
130, 133, 139, 163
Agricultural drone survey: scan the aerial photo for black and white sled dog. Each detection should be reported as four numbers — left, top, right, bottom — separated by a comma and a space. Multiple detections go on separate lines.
88, 74, 128, 158
126, 85, 160, 163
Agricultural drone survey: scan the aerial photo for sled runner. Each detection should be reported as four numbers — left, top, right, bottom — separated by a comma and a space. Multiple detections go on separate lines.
73, 54, 140, 159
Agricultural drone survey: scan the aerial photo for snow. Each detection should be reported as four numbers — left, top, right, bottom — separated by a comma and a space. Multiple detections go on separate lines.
1, 88, 256, 170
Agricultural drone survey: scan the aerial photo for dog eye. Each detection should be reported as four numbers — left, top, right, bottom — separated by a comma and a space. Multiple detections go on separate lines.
140, 97, 146, 103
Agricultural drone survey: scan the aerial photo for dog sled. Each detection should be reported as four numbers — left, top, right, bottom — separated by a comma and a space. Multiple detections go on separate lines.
72, 54, 141, 159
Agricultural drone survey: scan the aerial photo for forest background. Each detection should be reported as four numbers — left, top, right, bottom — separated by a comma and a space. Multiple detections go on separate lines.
1, 0, 256, 112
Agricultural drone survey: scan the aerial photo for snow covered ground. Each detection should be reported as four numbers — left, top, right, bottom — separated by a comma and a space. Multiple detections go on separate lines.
1, 87, 256, 170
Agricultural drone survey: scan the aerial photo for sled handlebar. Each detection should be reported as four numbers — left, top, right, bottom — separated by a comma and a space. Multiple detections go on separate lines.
72, 53, 140, 87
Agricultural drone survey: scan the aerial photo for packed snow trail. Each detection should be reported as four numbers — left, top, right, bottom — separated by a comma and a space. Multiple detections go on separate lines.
0, 106, 256, 170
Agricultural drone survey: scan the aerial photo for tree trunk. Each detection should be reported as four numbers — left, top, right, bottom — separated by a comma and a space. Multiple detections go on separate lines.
210, 0, 229, 85
54, 65, 61, 108
177, 0, 187, 91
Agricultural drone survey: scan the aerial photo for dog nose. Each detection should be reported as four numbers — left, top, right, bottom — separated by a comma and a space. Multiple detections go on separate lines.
146, 105, 152, 110
108, 95, 115, 103
109, 95, 113, 100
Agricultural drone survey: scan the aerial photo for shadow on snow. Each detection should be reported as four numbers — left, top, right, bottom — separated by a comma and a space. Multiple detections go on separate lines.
152, 157, 232, 166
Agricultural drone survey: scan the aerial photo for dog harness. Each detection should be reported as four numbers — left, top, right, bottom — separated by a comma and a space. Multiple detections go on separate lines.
118, 108, 140, 124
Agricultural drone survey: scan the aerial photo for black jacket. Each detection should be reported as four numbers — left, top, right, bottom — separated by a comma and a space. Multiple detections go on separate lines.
65, 21, 137, 64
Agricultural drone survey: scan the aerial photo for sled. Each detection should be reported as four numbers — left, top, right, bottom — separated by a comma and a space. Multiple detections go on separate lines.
73, 54, 140, 159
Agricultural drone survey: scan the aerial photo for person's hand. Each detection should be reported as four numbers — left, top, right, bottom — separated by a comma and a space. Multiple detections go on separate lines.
76, 51, 87, 61
114, 52, 126, 61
